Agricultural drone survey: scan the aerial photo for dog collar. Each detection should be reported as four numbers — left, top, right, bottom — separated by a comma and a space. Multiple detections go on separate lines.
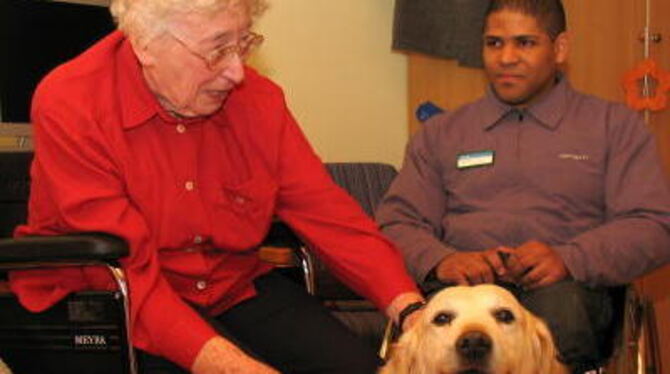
397, 300, 427, 330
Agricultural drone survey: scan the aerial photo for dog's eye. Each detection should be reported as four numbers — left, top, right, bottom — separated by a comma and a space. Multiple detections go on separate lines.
493, 308, 515, 324
432, 312, 454, 326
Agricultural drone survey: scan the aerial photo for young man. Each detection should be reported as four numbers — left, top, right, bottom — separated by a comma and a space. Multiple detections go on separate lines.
377, 0, 670, 371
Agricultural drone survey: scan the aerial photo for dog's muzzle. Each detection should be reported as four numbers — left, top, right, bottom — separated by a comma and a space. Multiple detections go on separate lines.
456, 330, 492, 364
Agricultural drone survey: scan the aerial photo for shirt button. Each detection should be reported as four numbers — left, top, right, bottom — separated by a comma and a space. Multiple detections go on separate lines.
193, 235, 203, 244
195, 280, 207, 291
234, 195, 246, 205
176, 124, 186, 134
185, 181, 195, 191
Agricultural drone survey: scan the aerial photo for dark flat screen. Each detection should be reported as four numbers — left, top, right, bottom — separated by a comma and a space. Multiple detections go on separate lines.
0, 0, 115, 122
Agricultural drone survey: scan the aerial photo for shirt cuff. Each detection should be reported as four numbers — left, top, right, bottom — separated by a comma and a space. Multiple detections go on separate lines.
139, 297, 218, 370
413, 246, 454, 285
551, 243, 585, 282
421, 266, 448, 295
155, 316, 217, 370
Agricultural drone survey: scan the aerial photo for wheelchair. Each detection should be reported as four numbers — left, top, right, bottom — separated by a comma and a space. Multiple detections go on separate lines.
0, 151, 398, 373
0, 151, 136, 373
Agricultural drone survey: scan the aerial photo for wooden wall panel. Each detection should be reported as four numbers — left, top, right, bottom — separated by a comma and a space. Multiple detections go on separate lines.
407, 55, 486, 133
640, 0, 670, 372
562, 0, 643, 102
648, 0, 670, 174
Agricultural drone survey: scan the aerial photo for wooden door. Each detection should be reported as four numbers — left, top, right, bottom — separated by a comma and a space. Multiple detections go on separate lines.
637, 0, 670, 372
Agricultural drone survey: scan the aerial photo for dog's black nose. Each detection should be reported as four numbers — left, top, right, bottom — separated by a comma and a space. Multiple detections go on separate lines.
456, 331, 492, 362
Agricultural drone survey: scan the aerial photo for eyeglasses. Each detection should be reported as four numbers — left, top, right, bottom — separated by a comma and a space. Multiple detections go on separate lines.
169, 31, 264, 71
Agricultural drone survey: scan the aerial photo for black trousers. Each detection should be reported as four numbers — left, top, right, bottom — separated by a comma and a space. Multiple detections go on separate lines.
511, 280, 613, 373
138, 271, 381, 374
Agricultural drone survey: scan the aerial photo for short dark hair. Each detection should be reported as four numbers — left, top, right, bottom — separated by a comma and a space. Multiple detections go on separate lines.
485, 0, 567, 40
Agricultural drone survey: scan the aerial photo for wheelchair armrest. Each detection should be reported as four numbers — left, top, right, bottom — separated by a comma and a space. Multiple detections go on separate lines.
263, 221, 302, 248
258, 221, 303, 267
0, 233, 128, 265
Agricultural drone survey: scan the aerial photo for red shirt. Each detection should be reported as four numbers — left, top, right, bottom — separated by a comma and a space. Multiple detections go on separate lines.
10, 31, 418, 369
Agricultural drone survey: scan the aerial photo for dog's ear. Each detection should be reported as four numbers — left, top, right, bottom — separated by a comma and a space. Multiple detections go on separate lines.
527, 312, 568, 374
379, 328, 422, 374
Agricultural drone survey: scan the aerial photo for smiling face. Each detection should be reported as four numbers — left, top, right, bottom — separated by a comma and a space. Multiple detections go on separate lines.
382, 285, 567, 374
483, 9, 568, 107
134, 1, 253, 117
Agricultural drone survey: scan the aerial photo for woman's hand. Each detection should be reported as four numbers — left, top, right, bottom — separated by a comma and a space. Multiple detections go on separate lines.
386, 292, 426, 332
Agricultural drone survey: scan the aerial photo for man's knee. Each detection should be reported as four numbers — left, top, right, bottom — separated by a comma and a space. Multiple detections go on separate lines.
520, 281, 610, 325
528, 282, 593, 324
518, 281, 613, 368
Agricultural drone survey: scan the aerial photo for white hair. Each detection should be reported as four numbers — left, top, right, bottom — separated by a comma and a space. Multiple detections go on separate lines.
110, 0, 268, 45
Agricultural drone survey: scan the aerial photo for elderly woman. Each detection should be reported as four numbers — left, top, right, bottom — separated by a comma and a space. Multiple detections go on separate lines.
9, 0, 424, 373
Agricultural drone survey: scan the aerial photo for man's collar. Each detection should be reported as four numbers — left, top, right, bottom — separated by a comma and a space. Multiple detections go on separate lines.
480, 73, 571, 131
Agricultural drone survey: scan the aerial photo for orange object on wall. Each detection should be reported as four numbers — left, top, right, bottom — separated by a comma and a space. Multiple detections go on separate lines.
622, 58, 670, 112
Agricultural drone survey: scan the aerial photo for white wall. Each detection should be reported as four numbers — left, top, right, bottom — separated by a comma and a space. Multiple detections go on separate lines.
51, 0, 410, 166
249, 1, 408, 166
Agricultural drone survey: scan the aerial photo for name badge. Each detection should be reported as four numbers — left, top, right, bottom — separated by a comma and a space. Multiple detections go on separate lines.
457, 150, 495, 169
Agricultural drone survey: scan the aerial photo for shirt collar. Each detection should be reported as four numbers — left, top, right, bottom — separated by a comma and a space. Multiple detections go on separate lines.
480, 73, 571, 131
115, 32, 161, 130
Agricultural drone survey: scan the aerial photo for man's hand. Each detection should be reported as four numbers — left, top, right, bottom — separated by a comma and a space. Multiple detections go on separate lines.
499, 240, 568, 289
435, 250, 502, 285
192, 336, 279, 374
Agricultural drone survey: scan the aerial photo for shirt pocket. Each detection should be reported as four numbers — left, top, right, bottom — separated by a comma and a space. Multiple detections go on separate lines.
521, 142, 606, 222
211, 174, 279, 251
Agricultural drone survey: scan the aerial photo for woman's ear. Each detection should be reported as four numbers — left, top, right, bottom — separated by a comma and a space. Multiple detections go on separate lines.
131, 36, 157, 67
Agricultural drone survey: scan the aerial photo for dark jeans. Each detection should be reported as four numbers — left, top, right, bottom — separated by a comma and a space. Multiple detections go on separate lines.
138, 271, 381, 374
511, 280, 613, 373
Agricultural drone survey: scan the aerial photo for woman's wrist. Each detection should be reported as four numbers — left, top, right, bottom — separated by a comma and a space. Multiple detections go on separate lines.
397, 300, 426, 330
386, 292, 425, 327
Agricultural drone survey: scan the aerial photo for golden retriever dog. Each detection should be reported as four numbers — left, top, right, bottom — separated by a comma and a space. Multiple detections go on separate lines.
381, 285, 568, 374
0, 358, 12, 374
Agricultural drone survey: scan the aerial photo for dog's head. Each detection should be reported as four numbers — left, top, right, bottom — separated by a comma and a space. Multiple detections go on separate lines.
382, 285, 567, 374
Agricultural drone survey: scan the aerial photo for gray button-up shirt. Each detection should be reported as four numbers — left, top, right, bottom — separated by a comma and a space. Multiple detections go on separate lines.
377, 76, 670, 287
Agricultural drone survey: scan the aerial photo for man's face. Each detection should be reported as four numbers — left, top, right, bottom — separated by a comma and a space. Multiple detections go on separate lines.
483, 10, 568, 107
137, 1, 253, 117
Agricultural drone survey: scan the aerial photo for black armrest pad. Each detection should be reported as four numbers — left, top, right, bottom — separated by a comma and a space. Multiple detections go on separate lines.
0, 233, 128, 264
